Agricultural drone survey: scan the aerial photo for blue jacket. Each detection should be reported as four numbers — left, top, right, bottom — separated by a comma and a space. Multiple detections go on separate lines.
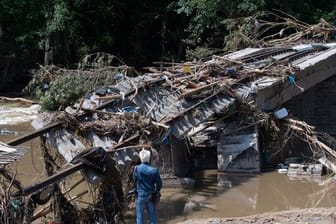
133, 163, 162, 198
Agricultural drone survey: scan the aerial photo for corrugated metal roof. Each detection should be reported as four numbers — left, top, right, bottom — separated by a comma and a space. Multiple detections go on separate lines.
169, 94, 236, 136
0, 142, 28, 167
73, 43, 336, 139
133, 86, 182, 121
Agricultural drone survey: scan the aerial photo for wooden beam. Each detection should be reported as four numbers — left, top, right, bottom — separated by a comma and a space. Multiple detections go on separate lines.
13, 163, 85, 197
319, 157, 336, 173
0, 169, 23, 190
6, 122, 62, 146
178, 82, 218, 99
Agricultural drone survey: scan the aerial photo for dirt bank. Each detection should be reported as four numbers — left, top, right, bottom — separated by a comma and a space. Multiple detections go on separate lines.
177, 207, 336, 224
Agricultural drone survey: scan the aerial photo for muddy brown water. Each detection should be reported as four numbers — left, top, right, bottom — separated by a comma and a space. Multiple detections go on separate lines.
1, 123, 336, 224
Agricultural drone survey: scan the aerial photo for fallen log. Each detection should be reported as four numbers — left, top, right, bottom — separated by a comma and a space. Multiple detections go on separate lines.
0, 96, 36, 106
12, 163, 85, 197
318, 157, 336, 174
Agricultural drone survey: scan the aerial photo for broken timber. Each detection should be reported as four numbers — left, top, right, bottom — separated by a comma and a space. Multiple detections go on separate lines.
4, 43, 336, 201
13, 163, 84, 197
25, 42, 336, 178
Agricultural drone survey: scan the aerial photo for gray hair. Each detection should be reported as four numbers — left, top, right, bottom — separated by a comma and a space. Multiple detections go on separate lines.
139, 149, 151, 163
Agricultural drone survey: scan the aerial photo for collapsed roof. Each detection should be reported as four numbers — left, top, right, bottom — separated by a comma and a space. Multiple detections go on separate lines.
3, 41, 335, 223
21, 41, 336, 179
30, 42, 335, 174
65, 43, 336, 139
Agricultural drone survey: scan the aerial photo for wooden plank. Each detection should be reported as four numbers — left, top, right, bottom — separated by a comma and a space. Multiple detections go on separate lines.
13, 163, 85, 197
319, 157, 336, 173
0, 169, 23, 190
178, 82, 218, 99
6, 122, 62, 146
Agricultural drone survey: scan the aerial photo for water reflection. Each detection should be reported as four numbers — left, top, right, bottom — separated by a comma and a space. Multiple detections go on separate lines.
159, 170, 336, 224
0, 123, 44, 186
1, 125, 335, 224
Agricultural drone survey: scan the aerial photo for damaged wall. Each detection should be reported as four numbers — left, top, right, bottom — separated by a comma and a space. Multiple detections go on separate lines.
217, 126, 260, 172
285, 74, 336, 137
170, 134, 193, 177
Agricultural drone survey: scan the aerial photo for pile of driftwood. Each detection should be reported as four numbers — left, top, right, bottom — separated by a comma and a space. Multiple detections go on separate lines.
23, 53, 138, 110
1, 12, 336, 224
24, 64, 131, 96
0, 179, 17, 224
237, 10, 336, 48
282, 118, 336, 173
255, 12, 336, 46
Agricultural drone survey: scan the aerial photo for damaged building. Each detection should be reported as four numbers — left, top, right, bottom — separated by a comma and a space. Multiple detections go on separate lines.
2, 42, 336, 223
27, 42, 336, 177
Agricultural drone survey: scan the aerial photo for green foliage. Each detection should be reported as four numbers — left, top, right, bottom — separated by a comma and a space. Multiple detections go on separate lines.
185, 47, 222, 60
176, 0, 266, 50
1, 0, 336, 94
238, 0, 266, 14
0, 0, 42, 60
44, 0, 70, 34
39, 75, 89, 111
175, 0, 336, 54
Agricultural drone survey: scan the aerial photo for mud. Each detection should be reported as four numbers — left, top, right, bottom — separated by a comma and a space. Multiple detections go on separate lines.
156, 170, 336, 224
177, 207, 336, 224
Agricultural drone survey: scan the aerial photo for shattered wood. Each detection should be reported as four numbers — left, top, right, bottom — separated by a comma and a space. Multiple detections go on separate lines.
2, 12, 336, 224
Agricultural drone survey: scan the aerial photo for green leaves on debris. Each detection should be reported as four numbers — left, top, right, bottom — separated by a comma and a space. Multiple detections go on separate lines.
24, 53, 134, 111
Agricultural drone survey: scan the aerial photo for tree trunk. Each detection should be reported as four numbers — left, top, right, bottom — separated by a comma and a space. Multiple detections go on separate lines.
44, 35, 52, 66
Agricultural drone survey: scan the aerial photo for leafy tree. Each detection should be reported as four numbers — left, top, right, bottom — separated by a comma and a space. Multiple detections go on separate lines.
0, 0, 45, 90
175, 0, 266, 53
175, 0, 336, 58
1, 0, 336, 94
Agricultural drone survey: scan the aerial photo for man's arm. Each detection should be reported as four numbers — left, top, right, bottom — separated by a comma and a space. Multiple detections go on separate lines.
133, 166, 137, 181
154, 169, 162, 191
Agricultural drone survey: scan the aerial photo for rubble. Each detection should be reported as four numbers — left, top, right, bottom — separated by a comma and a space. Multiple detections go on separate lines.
2, 14, 336, 223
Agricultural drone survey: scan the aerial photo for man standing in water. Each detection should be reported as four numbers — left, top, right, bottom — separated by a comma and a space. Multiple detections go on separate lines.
133, 149, 162, 224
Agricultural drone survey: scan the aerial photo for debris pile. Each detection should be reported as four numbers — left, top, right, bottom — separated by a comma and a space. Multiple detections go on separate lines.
23, 53, 138, 110
241, 11, 336, 47
2, 14, 336, 224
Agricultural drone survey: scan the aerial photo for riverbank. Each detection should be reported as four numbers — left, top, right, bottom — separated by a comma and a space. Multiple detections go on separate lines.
178, 207, 336, 224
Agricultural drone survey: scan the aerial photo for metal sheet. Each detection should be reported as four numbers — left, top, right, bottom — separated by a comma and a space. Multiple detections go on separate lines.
0, 142, 28, 167
170, 95, 236, 137
217, 131, 260, 172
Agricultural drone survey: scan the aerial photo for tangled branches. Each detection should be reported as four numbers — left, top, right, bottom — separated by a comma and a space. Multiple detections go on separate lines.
249, 11, 336, 47
0, 175, 21, 224
79, 112, 153, 137
224, 11, 336, 50
24, 53, 137, 111
45, 109, 163, 151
